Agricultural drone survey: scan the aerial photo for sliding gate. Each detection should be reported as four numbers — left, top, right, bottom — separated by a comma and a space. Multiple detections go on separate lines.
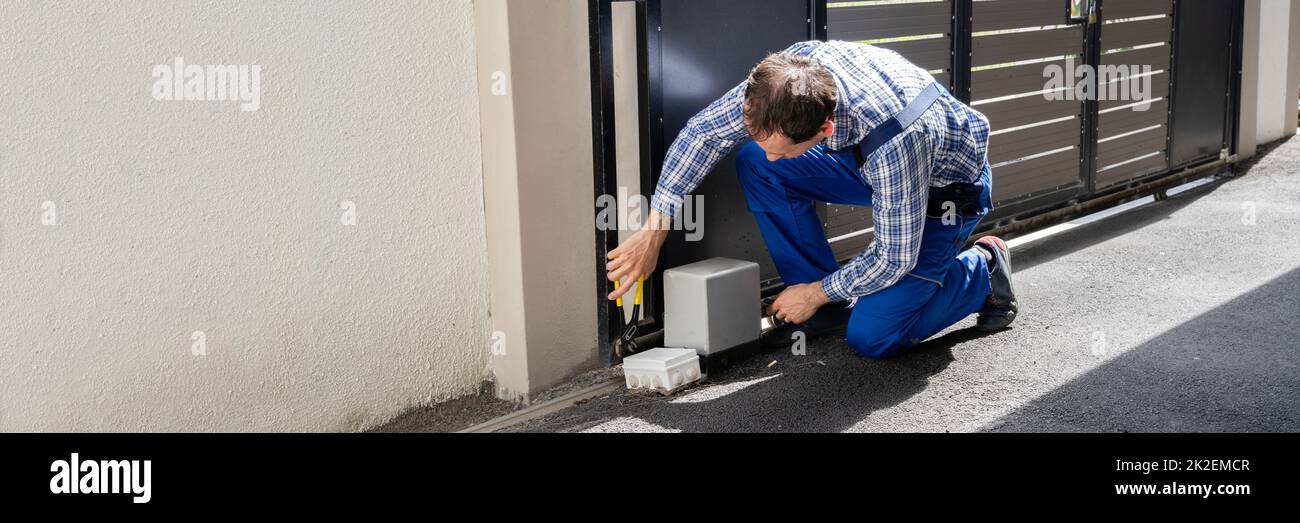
590, 0, 1242, 361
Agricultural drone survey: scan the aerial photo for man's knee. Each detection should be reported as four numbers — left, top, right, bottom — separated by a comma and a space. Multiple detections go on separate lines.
847, 326, 902, 359
846, 318, 910, 359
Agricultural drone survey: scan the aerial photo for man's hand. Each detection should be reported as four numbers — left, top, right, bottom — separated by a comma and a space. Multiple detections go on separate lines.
767, 282, 831, 325
606, 210, 672, 300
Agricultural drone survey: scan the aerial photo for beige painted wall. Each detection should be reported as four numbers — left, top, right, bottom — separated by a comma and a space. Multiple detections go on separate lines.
1285, 0, 1300, 138
0, 1, 491, 431
1240, 0, 1300, 156
1239, 0, 1261, 159
476, 0, 599, 401
1255, 0, 1292, 143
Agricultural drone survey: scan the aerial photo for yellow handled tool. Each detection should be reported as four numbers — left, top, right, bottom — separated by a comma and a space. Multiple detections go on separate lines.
613, 276, 645, 358
633, 275, 644, 306
613, 278, 627, 344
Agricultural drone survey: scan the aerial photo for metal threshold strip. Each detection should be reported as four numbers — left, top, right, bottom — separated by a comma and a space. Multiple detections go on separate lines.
458, 378, 625, 433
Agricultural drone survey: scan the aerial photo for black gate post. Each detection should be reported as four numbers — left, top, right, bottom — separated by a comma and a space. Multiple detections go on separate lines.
1228, 0, 1244, 162
1079, 0, 1104, 196
589, 0, 620, 365
637, 0, 666, 336
812, 0, 828, 41
951, 0, 972, 103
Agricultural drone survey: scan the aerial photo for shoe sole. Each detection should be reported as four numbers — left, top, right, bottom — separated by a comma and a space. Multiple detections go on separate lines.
976, 304, 1017, 331
975, 236, 1018, 331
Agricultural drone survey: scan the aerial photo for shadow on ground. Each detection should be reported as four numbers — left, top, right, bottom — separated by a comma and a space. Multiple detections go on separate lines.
984, 266, 1300, 432
503, 337, 960, 432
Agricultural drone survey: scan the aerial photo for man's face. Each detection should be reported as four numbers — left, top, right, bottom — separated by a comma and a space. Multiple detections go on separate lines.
751, 119, 835, 162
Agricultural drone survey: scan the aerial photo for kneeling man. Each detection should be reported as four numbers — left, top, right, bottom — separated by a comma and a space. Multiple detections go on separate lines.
606, 40, 1018, 358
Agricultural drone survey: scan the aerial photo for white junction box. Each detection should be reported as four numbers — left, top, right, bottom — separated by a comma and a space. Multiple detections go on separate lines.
664, 257, 760, 356
622, 348, 702, 393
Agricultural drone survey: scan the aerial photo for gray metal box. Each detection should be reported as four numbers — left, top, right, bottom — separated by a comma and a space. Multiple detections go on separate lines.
663, 257, 760, 356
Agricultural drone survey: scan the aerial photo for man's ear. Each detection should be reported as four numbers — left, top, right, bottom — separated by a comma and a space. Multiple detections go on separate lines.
820, 118, 835, 139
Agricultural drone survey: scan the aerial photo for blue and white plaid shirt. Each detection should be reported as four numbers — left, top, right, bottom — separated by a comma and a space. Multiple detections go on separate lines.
650, 40, 990, 301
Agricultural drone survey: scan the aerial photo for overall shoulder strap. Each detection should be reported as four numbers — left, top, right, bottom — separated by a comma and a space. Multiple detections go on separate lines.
854, 82, 945, 167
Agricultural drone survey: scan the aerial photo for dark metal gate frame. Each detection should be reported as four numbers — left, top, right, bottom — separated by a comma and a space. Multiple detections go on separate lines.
589, 0, 827, 364
589, 0, 1244, 364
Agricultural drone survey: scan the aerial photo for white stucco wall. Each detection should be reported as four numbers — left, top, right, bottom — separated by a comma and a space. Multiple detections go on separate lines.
0, 1, 490, 431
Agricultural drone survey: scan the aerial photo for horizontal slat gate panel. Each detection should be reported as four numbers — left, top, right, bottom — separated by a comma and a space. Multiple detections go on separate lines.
973, 0, 1068, 32
872, 36, 952, 70
1101, 16, 1172, 51
831, 234, 872, 263
824, 203, 872, 239
971, 49, 1168, 107
1096, 153, 1167, 185
1098, 98, 1168, 137
1101, 44, 1170, 69
1094, 70, 1167, 105
972, 57, 1072, 100
1097, 125, 1166, 167
991, 147, 1081, 203
1105, 0, 1173, 20
976, 94, 1082, 130
1097, 142, 1166, 171
988, 117, 1081, 164
827, 2, 953, 41
1098, 71, 1167, 111
973, 26, 1082, 67
820, 0, 1182, 224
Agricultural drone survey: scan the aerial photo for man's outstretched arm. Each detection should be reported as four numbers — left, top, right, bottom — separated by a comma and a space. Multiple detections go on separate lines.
649, 81, 750, 218
609, 81, 750, 301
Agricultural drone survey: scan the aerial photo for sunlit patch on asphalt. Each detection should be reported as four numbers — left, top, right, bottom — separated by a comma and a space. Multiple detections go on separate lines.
669, 374, 781, 404
578, 417, 680, 433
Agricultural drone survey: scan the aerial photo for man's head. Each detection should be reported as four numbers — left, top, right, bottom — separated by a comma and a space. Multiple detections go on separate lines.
743, 52, 838, 161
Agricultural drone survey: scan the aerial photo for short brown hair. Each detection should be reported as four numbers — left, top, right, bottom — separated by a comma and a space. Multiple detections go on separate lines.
743, 52, 837, 143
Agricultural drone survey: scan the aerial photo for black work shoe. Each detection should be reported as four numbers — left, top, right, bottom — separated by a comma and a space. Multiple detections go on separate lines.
760, 298, 851, 349
973, 236, 1018, 331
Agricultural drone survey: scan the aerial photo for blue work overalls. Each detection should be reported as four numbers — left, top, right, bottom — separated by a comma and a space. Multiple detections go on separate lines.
737, 84, 994, 358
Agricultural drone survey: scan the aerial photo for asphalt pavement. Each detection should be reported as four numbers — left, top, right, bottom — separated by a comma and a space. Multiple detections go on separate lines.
496, 136, 1300, 433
